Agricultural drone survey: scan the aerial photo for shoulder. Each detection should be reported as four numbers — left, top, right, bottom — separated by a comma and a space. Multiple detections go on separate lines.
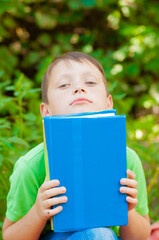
126, 146, 139, 159
126, 146, 142, 170
11, 142, 45, 185
23, 142, 44, 162
14, 142, 44, 169
23, 142, 44, 170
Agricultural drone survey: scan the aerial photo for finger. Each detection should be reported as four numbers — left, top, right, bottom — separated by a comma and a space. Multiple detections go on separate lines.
40, 179, 60, 193
43, 186, 66, 199
45, 206, 63, 218
127, 169, 136, 180
44, 196, 68, 208
126, 196, 138, 205
120, 178, 137, 188
120, 187, 138, 198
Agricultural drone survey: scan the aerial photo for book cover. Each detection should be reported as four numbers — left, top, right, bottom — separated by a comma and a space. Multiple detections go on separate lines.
43, 110, 128, 232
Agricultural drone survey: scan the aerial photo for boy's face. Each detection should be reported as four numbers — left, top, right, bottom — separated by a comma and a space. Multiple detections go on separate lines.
40, 60, 113, 116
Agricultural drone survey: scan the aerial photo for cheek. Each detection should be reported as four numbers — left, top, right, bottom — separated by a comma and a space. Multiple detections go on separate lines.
50, 92, 68, 109
93, 87, 107, 101
97, 91, 108, 107
47, 93, 58, 111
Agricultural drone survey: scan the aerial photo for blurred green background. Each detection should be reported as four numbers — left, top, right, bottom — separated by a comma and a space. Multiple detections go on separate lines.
0, 0, 159, 238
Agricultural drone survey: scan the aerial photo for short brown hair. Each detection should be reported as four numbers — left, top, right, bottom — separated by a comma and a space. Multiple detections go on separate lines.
41, 51, 109, 103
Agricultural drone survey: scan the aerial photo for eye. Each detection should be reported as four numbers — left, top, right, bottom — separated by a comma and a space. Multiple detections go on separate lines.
59, 84, 70, 88
85, 81, 96, 86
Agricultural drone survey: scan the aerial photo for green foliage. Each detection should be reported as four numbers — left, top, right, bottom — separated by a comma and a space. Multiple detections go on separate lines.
0, 0, 159, 237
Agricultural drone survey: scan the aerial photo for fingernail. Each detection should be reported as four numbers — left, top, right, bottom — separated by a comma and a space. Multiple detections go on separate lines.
126, 196, 130, 201
63, 196, 68, 202
54, 180, 60, 184
58, 206, 63, 211
120, 187, 125, 193
120, 179, 126, 184
61, 187, 66, 193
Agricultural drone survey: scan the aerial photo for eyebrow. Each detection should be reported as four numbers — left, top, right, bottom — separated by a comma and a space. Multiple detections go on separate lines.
54, 73, 71, 86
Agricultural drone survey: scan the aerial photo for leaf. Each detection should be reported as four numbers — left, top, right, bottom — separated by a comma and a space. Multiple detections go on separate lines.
1, 137, 14, 151
127, 64, 140, 77
0, 155, 4, 166
0, 25, 10, 39
28, 88, 41, 93
145, 58, 159, 74
22, 52, 41, 66
0, 122, 10, 129
114, 92, 127, 100
81, 0, 96, 8
68, 0, 82, 10
5, 85, 15, 91
109, 81, 117, 92
0, 71, 4, 77
24, 113, 36, 121
35, 12, 57, 29
0, 46, 18, 72
3, 16, 16, 28
0, 1, 14, 15
0, 80, 10, 89
38, 33, 52, 46
8, 137, 29, 147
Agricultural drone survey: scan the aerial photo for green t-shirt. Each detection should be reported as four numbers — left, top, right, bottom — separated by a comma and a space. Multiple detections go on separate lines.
6, 143, 149, 236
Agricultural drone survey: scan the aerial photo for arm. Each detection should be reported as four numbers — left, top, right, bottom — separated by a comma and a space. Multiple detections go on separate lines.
2, 207, 47, 240
2, 179, 67, 240
119, 169, 151, 240
120, 211, 150, 240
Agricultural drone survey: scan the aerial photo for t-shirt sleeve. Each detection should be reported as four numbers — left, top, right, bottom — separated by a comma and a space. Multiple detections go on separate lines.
127, 147, 149, 216
6, 157, 40, 222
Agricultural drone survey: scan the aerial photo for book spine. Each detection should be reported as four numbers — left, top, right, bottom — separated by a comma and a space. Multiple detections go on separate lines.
72, 118, 85, 229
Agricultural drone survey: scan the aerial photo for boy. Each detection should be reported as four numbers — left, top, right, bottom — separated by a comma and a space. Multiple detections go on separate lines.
3, 52, 151, 240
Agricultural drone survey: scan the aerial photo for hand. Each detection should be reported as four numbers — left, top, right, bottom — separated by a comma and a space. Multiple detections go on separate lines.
120, 169, 138, 211
35, 179, 67, 220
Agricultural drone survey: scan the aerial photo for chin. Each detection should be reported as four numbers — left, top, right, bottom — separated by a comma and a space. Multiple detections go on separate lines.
69, 106, 99, 114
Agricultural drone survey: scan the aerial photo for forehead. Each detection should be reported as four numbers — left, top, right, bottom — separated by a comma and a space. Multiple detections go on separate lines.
50, 59, 103, 79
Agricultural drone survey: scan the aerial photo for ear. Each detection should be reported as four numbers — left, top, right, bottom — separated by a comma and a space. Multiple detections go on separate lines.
40, 103, 52, 118
106, 94, 113, 109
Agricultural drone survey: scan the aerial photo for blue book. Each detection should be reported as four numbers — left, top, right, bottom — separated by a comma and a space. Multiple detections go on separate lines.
44, 110, 128, 232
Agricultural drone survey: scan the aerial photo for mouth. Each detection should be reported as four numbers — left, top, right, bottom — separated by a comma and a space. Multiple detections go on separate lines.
70, 98, 92, 106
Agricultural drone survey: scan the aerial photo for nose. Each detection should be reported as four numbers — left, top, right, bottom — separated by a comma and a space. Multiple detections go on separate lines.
73, 79, 87, 95
74, 88, 86, 94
